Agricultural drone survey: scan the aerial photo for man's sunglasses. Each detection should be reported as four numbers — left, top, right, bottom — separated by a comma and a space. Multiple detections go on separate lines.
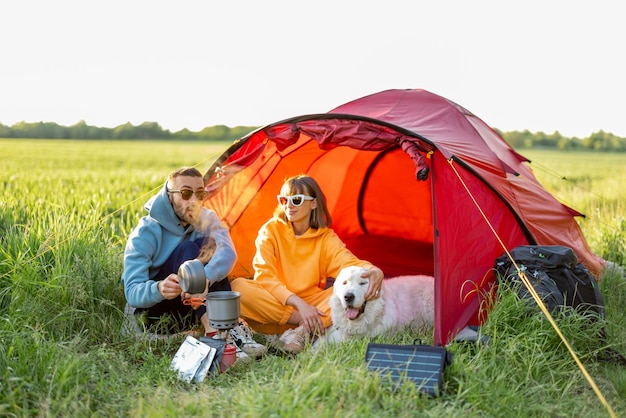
168, 189, 207, 201
277, 194, 314, 207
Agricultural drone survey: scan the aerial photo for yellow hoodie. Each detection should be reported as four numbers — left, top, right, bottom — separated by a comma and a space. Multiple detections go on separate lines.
253, 217, 373, 304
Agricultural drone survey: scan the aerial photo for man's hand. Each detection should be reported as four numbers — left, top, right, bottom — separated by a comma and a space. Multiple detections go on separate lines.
158, 274, 182, 300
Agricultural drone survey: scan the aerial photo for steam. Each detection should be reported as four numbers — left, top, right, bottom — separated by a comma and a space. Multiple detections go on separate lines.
197, 236, 216, 264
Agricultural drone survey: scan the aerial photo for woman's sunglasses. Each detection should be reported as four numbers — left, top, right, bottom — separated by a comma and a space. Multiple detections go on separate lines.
168, 189, 207, 201
277, 194, 314, 207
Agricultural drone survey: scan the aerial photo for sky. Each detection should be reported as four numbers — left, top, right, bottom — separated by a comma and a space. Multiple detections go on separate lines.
1, 1, 624, 138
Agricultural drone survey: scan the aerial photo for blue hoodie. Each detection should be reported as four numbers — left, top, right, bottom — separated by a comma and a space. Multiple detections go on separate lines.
122, 182, 237, 308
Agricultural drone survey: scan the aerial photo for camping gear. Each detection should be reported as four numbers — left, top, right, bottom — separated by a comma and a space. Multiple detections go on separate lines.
495, 245, 626, 366
171, 335, 217, 383
202, 88, 606, 346
206, 291, 241, 329
182, 297, 206, 309
199, 336, 228, 375
178, 259, 206, 294
219, 343, 237, 373
365, 341, 452, 396
494, 245, 605, 318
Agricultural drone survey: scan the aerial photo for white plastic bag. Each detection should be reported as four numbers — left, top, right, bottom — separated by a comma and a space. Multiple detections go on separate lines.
171, 335, 217, 383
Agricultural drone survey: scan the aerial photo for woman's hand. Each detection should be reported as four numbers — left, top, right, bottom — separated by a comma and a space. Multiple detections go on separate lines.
363, 267, 384, 301
290, 297, 326, 335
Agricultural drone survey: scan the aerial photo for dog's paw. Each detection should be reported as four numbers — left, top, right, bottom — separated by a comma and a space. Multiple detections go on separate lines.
325, 326, 346, 344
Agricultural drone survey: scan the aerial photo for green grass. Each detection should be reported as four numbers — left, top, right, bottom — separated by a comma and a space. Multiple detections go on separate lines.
1, 140, 625, 417
523, 150, 626, 267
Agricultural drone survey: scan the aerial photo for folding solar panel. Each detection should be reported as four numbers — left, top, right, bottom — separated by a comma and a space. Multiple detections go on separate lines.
365, 343, 451, 396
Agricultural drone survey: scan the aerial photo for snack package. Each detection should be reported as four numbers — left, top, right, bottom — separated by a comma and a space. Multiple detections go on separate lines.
171, 335, 217, 383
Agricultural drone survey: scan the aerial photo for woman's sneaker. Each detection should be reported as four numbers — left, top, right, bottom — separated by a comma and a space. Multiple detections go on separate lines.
274, 325, 308, 354
229, 321, 266, 358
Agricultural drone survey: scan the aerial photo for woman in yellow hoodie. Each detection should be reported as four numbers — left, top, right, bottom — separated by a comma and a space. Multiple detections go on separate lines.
230, 174, 384, 353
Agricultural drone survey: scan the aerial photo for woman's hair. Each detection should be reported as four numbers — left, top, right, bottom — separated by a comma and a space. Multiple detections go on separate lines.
274, 174, 332, 228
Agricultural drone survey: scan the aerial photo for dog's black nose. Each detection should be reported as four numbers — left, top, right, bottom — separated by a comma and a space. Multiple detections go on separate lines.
344, 293, 354, 304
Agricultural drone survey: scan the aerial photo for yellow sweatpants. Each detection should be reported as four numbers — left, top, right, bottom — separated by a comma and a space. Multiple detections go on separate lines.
231, 277, 334, 335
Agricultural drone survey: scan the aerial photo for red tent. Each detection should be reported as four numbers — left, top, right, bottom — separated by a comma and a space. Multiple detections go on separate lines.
202, 89, 605, 346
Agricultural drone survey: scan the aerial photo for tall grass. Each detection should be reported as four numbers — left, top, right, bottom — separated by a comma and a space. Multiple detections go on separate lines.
523, 150, 626, 265
1, 140, 624, 417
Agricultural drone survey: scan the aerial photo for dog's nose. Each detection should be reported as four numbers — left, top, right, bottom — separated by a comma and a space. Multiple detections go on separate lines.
344, 293, 354, 304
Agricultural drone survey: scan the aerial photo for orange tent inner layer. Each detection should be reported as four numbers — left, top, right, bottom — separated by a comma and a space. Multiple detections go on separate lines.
206, 133, 435, 279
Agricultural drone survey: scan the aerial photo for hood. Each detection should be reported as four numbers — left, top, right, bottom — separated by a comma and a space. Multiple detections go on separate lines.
144, 182, 186, 234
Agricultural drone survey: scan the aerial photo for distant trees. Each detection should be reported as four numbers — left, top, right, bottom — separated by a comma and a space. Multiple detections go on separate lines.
495, 129, 626, 152
581, 130, 626, 152
1, 120, 625, 152
0, 120, 259, 142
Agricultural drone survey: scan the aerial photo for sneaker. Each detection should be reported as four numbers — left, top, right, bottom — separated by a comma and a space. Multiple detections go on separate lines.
121, 304, 144, 337
275, 325, 308, 354
234, 345, 251, 363
121, 303, 179, 342
229, 321, 267, 358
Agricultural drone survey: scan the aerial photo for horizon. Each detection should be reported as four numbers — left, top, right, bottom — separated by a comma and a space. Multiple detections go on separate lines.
1, 117, 620, 139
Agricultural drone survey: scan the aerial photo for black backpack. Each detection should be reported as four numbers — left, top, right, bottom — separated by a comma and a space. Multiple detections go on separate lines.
494, 245, 626, 366
494, 245, 604, 319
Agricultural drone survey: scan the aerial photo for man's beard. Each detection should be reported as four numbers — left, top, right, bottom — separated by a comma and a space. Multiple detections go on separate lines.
173, 201, 200, 227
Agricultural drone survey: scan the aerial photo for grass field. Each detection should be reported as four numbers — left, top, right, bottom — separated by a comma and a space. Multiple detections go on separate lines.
522, 150, 626, 267
1, 139, 625, 417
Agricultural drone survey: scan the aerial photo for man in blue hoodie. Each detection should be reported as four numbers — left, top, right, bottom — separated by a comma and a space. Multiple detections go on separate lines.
122, 167, 265, 357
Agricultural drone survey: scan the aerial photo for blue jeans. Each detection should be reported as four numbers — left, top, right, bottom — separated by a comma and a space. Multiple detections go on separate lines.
135, 238, 231, 333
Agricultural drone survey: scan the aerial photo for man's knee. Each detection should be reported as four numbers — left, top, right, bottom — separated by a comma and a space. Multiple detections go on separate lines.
175, 240, 202, 260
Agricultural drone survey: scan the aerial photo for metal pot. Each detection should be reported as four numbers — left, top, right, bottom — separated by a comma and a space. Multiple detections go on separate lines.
206, 291, 240, 329
178, 259, 206, 294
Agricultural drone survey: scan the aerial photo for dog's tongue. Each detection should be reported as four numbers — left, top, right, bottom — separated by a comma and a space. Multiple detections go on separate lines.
345, 307, 360, 320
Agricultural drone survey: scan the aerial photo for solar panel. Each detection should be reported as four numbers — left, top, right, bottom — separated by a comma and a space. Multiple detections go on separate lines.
365, 343, 451, 396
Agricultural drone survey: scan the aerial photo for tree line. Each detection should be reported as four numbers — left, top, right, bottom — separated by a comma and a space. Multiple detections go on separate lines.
0, 120, 257, 142
1, 120, 625, 151
494, 128, 626, 152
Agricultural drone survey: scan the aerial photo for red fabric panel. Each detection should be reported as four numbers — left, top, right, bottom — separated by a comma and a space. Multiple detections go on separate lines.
330, 89, 527, 174
432, 153, 529, 346
505, 173, 605, 276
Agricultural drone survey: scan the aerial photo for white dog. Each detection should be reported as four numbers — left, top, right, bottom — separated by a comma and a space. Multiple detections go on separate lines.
322, 266, 434, 344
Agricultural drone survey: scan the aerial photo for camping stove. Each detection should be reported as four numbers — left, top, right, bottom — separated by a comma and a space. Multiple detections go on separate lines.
206, 290, 241, 332
206, 291, 241, 349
